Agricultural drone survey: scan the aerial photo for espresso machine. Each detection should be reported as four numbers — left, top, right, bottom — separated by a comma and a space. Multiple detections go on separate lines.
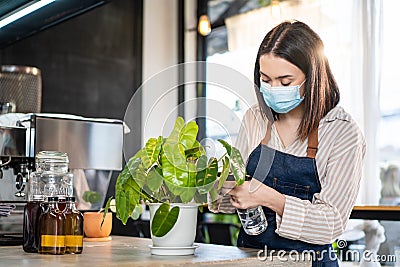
0, 66, 124, 244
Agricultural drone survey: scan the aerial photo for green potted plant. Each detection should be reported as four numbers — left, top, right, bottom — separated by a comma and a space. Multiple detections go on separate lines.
83, 196, 115, 241
112, 117, 246, 253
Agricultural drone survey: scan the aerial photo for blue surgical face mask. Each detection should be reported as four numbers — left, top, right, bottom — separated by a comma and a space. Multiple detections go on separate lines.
259, 79, 306, 113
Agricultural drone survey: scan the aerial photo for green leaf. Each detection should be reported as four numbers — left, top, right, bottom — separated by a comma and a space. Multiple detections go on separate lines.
179, 162, 197, 203
194, 140, 206, 155
115, 173, 141, 224
187, 161, 197, 187
120, 157, 140, 185
120, 155, 148, 189
179, 121, 198, 149
195, 155, 207, 176
184, 140, 206, 161
101, 196, 113, 230
194, 190, 207, 204
151, 203, 180, 237
163, 181, 182, 202
136, 148, 151, 170
218, 156, 230, 190
209, 187, 219, 202
218, 139, 231, 155
229, 146, 246, 186
82, 191, 91, 202
130, 204, 143, 220
115, 190, 129, 222
195, 155, 207, 192
131, 163, 147, 188
122, 151, 149, 188
161, 142, 188, 188
180, 188, 196, 203
196, 156, 218, 194
218, 139, 246, 186
167, 117, 185, 143
208, 187, 219, 211
145, 137, 163, 167
82, 190, 101, 204
128, 150, 144, 166
147, 166, 164, 192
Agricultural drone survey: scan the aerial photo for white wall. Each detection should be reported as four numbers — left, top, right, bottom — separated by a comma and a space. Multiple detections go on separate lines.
142, 0, 178, 144
184, 0, 198, 122
141, 0, 199, 145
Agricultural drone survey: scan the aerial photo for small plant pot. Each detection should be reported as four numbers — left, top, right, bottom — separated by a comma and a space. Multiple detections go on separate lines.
149, 203, 198, 248
83, 212, 112, 238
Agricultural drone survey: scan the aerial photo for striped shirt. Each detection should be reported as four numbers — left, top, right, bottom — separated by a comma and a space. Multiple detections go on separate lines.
212, 104, 366, 245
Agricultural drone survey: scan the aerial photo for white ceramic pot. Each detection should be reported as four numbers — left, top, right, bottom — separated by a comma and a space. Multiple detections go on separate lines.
148, 203, 198, 247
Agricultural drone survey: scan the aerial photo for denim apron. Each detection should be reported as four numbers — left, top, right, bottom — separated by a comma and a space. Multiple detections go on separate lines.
237, 124, 338, 267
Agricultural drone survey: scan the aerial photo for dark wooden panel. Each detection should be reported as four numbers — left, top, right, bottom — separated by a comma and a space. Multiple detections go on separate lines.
0, 0, 143, 236
0, 0, 112, 48
0, 0, 142, 122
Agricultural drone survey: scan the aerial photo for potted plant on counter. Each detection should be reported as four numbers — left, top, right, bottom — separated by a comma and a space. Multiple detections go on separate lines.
84, 197, 115, 241
112, 117, 246, 255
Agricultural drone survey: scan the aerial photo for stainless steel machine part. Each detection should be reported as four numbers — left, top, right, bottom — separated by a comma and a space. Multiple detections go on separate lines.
0, 115, 124, 243
0, 66, 42, 113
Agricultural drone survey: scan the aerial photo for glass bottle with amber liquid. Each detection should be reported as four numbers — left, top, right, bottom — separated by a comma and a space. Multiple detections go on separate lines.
58, 196, 66, 212
23, 194, 44, 253
64, 196, 83, 254
38, 196, 66, 255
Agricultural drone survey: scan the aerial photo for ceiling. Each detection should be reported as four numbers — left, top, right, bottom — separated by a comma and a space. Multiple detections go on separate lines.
207, 0, 268, 56
0, 0, 31, 17
0, 0, 111, 48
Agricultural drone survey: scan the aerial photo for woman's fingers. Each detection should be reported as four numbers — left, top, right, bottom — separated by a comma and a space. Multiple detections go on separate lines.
230, 196, 240, 208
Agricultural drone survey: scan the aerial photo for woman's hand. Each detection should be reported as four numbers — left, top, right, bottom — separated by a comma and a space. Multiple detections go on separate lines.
228, 179, 265, 209
228, 179, 286, 216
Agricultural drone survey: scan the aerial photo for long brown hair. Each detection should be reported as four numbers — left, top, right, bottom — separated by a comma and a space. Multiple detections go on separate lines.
254, 21, 340, 140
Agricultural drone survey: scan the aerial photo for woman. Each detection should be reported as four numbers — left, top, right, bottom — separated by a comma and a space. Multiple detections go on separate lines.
214, 21, 366, 266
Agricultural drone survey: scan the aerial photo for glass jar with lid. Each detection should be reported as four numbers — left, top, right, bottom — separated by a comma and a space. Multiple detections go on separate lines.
29, 151, 74, 201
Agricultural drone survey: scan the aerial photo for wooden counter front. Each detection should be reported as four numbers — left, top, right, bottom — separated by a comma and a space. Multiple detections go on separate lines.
0, 236, 311, 266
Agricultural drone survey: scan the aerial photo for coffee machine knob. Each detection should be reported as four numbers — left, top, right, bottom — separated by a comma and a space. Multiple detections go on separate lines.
15, 173, 25, 191
15, 191, 26, 197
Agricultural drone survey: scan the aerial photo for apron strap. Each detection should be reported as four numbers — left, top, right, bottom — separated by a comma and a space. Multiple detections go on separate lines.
260, 121, 272, 146
260, 121, 319, 159
306, 127, 319, 159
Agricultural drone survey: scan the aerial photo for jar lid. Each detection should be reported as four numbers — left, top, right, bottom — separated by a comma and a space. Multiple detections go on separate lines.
36, 151, 69, 164
66, 196, 75, 202
47, 196, 59, 202
32, 194, 44, 201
